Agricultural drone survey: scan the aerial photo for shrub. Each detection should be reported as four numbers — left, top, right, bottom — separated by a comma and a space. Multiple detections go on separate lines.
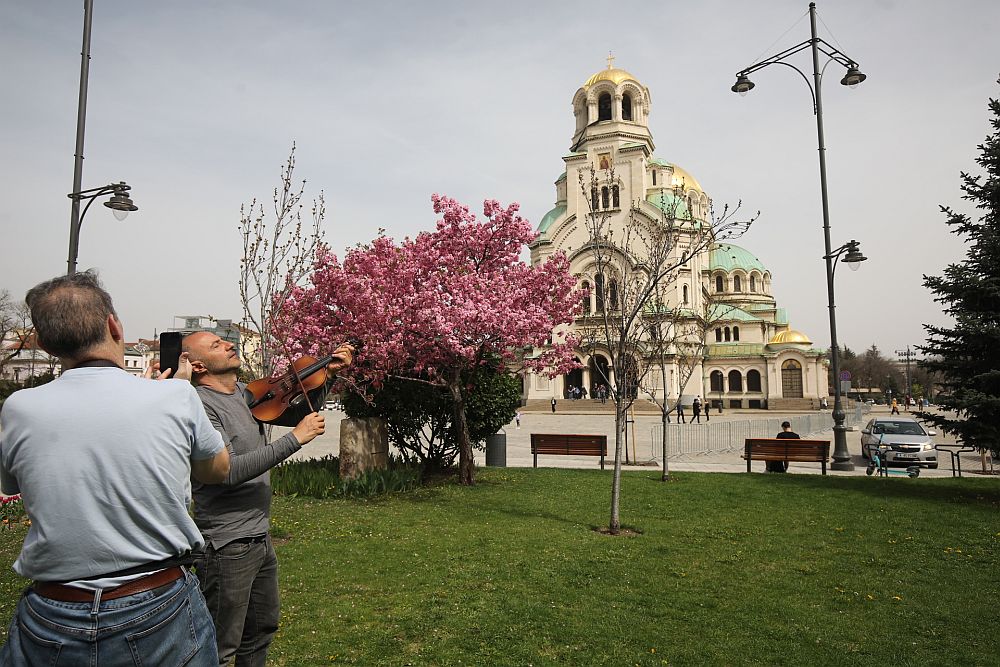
271, 455, 421, 499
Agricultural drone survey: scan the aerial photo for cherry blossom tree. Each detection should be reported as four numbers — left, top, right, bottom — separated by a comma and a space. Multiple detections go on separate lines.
279, 195, 582, 485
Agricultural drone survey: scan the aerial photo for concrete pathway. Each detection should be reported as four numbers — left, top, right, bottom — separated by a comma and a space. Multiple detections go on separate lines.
290, 406, 993, 479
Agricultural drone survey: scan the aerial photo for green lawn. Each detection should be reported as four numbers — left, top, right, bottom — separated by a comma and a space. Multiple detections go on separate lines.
2, 469, 999, 665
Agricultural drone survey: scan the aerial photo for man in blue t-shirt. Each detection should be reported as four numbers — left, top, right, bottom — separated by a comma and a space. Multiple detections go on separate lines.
0, 271, 230, 666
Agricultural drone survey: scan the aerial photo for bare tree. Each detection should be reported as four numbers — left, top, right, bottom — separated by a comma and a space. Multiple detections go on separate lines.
239, 144, 325, 379
577, 166, 755, 533
0, 295, 36, 381
643, 278, 740, 481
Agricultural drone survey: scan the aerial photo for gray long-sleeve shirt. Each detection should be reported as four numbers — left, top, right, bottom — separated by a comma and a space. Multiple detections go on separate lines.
192, 383, 301, 548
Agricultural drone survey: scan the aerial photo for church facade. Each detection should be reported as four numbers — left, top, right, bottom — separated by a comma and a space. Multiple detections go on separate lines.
525, 63, 829, 410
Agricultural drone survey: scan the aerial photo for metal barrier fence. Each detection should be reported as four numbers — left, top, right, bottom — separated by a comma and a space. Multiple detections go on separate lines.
648, 403, 870, 460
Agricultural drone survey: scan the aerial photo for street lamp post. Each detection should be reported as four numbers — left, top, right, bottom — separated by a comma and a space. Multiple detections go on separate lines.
896, 345, 915, 406
731, 2, 867, 471
66, 0, 137, 275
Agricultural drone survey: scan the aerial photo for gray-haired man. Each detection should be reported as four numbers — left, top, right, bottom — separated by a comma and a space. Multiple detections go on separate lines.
0, 270, 230, 665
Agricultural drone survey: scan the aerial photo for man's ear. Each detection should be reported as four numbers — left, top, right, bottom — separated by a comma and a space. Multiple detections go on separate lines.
108, 314, 125, 342
189, 358, 206, 374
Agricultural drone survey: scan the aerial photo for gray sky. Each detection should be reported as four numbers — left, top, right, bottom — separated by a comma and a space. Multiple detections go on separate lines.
2, 1, 997, 358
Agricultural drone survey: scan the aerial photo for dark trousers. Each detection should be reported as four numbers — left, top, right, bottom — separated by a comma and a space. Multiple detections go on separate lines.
196, 535, 279, 667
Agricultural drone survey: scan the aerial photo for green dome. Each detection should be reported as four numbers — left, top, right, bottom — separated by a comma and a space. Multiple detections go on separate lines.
709, 244, 767, 273
646, 190, 689, 218
536, 204, 566, 234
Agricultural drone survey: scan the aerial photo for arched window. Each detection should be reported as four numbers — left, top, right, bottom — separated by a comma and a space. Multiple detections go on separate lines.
652, 170, 657, 186
728, 370, 743, 392
715, 328, 722, 342
622, 93, 633, 121
594, 274, 605, 312
581, 281, 591, 313
750, 275, 757, 292
598, 93, 612, 121
609, 279, 619, 311
715, 275, 724, 293
733, 326, 740, 342
710, 370, 724, 392
591, 186, 598, 211
724, 327, 731, 342
612, 185, 620, 208
682, 284, 689, 304
747, 369, 762, 392
734, 275, 742, 292
601, 187, 610, 209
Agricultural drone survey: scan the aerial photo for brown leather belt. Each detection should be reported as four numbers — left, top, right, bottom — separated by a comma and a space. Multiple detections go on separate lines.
33, 566, 185, 602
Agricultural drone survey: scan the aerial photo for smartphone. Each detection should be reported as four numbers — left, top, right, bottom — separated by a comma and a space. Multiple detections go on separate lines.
159, 332, 182, 377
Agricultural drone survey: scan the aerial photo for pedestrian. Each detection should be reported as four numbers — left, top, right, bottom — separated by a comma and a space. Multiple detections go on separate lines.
769, 420, 800, 472
184, 331, 353, 666
0, 271, 230, 666
675, 400, 686, 424
692, 396, 702, 424
515, 411, 522, 429
890, 398, 899, 415
599, 385, 607, 404
551, 397, 557, 413
580, 386, 588, 400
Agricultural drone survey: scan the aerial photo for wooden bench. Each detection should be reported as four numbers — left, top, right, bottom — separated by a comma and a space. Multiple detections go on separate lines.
742, 438, 831, 475
531, 434, 608, 469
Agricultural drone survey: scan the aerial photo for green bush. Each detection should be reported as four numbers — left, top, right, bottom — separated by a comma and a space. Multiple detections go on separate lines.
271, 455, 421, 499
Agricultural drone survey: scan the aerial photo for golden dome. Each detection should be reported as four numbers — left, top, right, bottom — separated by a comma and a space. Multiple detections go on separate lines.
583, 66, 639, 89
769, 329, 812, 345
669, 165, 703, 193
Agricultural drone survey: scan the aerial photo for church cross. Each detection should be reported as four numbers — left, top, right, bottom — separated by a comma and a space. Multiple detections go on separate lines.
607, 52, 615, 69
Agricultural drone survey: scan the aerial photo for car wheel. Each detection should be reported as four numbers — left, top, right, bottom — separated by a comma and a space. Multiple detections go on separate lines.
929, 463, 938, 469
861, 445, 868, 460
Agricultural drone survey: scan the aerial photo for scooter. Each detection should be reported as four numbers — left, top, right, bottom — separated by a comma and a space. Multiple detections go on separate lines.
865, 434, 920, 478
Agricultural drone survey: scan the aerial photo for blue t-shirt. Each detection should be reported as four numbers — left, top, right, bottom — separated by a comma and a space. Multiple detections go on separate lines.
0, 367, 224, 583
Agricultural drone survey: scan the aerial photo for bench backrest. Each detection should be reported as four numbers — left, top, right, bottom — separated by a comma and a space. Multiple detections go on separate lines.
531, 433, 608, 456
744, 438, 829, 457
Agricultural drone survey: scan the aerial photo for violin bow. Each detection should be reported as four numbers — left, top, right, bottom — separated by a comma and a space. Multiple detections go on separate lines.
275, 336, 317, 413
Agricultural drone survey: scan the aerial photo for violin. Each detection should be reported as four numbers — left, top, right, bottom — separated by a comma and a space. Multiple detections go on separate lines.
244, 339, 358, 426
245, 354, 333, 425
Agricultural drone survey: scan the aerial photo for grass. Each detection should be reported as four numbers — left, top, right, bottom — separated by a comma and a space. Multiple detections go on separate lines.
2, 469, 999, 665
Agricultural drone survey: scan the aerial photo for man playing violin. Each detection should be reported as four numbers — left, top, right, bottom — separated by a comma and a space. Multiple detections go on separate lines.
183, 332, 353, 667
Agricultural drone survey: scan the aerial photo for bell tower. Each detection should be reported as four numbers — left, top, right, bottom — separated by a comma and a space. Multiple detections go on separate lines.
570, 55, 654, 155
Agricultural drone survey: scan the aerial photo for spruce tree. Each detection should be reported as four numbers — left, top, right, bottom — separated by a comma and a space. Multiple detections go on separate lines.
919, 79, 1000, 457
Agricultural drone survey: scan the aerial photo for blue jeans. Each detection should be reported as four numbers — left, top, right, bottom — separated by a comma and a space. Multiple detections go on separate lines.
1, 570, 218, 667
195, 535, 279, 667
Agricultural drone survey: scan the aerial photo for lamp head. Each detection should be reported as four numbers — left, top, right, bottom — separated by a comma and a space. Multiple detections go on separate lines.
842, 239, 867, 270
840, 65, 867, 89
731, 74, 755, 96
104, 182, 138, 221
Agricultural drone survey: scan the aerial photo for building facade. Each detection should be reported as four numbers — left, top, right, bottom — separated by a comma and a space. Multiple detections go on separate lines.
525, 63, 829, 410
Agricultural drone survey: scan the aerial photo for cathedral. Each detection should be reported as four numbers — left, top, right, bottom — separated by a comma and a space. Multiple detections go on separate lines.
525, 61, 829, 410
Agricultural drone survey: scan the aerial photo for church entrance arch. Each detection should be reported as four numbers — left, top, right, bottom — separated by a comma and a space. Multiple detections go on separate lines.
564, 361, 583, 398
781, 359, 803, 398
589, 355, 610, 395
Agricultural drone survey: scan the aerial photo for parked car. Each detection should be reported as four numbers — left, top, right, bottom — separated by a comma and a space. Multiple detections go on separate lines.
860, 417, 938, 468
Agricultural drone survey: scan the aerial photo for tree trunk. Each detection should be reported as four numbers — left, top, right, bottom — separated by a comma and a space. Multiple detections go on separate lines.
661, 410, 670, 482
448, 376, 475, 486
609, 399, 624, 534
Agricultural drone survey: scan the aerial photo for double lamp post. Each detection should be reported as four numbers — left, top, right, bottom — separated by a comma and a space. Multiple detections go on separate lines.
731, 2, 867, 470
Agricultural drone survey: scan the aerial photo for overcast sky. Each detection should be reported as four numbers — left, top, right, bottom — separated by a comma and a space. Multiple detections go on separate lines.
2, 1, 998, 358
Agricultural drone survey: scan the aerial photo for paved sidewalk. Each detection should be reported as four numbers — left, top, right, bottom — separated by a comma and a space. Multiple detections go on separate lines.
291, 408, 991, 478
